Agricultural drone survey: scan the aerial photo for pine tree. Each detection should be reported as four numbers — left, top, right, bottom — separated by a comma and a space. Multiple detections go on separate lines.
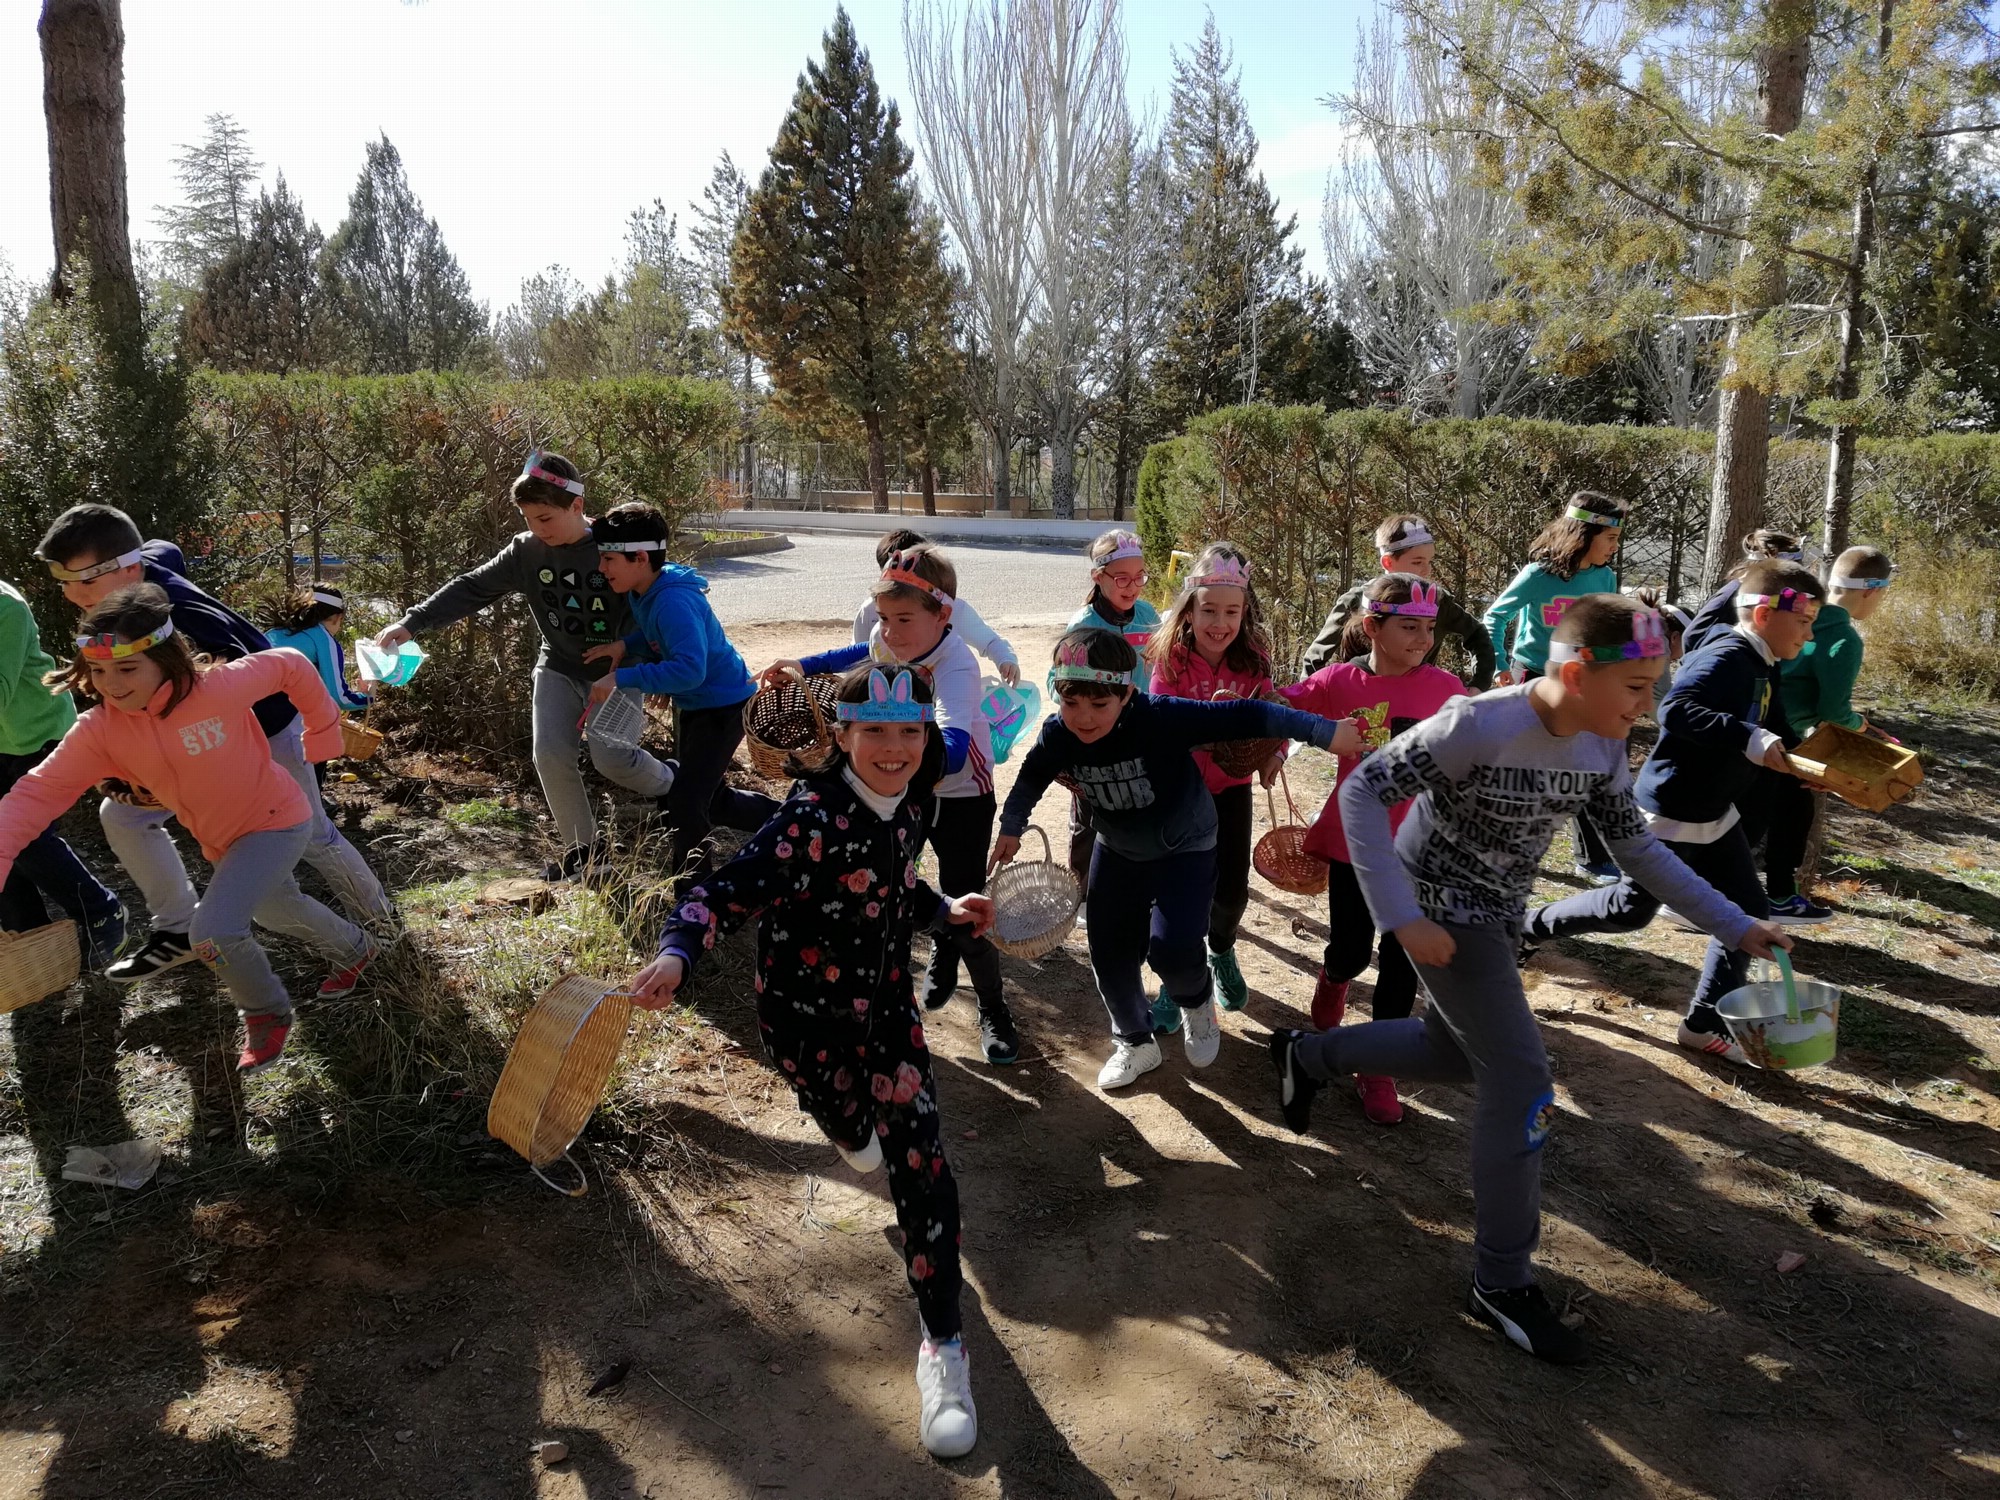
1154, 16, 1303, 427
154, 112, 261, 286
322, 136, 485, 374
886, 205, 967, 516
185, 176, 331, 373
727, 7, 927, 511
689, 152, 758, 482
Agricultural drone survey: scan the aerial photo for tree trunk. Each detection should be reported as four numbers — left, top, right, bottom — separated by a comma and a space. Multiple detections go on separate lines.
1822, 0, 1892, 561
864, 409, 889, 513
1699, 0, 1813, 595
991, 417, 1012, 513
40, 0, 140, 348
919, 416, 937, 516
1050, 439, 1076, 520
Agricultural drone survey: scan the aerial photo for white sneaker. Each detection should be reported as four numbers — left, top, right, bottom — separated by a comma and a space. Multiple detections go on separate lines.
837, 1133, 883, 1173
1676, 1019, 1747, 1065
1096, 1037, 1163, 1090
1181, 996, 1221, 1068
915, 1335, 978, 1457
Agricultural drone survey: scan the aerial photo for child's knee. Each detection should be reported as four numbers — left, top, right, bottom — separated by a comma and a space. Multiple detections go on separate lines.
1146, 932, 1207, 987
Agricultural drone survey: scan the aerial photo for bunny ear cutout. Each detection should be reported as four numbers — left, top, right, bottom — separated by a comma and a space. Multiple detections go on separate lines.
836, 667, 935, 723
891, 671, 914, 705
868, 668, 893, 704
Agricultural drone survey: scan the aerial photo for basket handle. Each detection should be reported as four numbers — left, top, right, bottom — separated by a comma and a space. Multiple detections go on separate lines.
1022, 824, 1052, 865
1773, 948, 1801, 1025
1273, 763, 1303, 824
531, 1150, 589, 1198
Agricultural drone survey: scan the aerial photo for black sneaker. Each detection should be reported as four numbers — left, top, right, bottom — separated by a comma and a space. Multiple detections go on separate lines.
1269, 1029, 1322, 1133
919, 959, 960, 1013
1467, 1280, 1588, 1364
977, 1001, 1020, 1065
106, 929, 196, 984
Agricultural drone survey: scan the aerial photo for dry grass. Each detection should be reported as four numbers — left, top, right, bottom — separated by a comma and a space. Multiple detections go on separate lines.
1866, 545, 2000, 704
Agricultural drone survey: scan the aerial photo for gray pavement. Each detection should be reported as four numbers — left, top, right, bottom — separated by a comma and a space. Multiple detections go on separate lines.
701, 531, 1090, 627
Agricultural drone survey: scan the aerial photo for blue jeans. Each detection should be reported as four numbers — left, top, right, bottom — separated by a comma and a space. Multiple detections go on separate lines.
1085, 840, 1217, 1042
0, 743, 119, 934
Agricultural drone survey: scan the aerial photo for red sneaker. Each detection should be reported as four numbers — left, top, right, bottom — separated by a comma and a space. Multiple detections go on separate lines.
1310, 972, 1348, 1031
1355, 1074, 1403, 1125
238, 1013, 292, 1074
318, 941, 380, 1000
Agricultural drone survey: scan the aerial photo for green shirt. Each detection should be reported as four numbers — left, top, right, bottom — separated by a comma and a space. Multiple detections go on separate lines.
0, 580, 76, 757
1779, 602, 1864, 738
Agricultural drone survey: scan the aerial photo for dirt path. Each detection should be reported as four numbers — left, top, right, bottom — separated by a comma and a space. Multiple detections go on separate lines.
3, 621, 1998, 1500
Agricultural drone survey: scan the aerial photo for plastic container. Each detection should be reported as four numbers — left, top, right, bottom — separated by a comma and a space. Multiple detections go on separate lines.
355, 639, 428, 687
1716, 950, 1840, 1071
585, 691, 646, 750
979, 678, 1042, 765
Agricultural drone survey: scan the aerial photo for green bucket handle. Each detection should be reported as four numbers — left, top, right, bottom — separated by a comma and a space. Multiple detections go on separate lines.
1773, 947, 1801, 1024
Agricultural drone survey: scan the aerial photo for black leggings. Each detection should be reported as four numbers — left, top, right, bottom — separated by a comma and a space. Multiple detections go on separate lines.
1323, 855, 1418, 1021
663, 699, 773, 866
1747, 767, 1816, 900
924, 794, 1004, 1007
1209, 781, 1253, 950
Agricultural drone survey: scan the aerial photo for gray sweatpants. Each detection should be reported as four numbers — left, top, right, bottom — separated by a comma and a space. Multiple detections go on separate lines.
1295, 921, 1553, 1290
531, 667, 677, 851
189, 821, 370, 1017
100, 719, 393, 931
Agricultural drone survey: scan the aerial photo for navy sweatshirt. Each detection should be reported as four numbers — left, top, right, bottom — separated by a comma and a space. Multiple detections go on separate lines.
1680, 579, 1740, 658
1635, 628, 1781, 828
1000, 693, 1338, 862
139, 542, 296, 739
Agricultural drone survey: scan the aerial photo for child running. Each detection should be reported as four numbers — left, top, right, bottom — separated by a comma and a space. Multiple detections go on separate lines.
773, 545, 1019, 1066
264, 585, 371, 714
1483, 490, 1629, 881
1520, 561, 1825, 1059
379, 451, 676, 883
0, 586, 377, 1073
1279, 573, 1469, 1125
626, 664, 992, 1459
1301, 514, 1496, 689
0, 576, 125, 966
1062, 531, 1161, 885
1146, 543, 1277, 1022
581, 502, 765, 872
1681, 527, 1806, 655
855, 529, 1020, 685
38, 504, 394, 980
1271, 594, 1792, 1363
994, 628, 1361, 1090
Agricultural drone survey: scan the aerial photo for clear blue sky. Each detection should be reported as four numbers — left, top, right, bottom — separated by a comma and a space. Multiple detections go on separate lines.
1, 0, 1363, 310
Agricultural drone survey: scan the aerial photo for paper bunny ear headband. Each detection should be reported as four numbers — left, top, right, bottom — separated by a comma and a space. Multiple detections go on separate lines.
880, 551, 956, 621
1051, 638, 1134, 687
1547, 609, 1669, 664
1190, 555, 1252, 590
836, 668, 935, 723
1364, 580, 1440, 618
520, 449, 585, 498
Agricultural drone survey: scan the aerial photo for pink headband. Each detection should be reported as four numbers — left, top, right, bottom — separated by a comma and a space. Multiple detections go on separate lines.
1364, 581, 1440, 618
1190, 556, 1251, 590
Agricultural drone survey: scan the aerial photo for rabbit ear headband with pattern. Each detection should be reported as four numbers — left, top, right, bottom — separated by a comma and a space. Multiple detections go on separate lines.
1364, 580, 1440, 618
1190, 555, 1252, 590
881, 551, 955, 621
1051, 637, 1134, 687
836, 668, 935, 722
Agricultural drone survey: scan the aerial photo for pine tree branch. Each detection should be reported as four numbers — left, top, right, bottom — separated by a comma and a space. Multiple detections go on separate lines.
1917, 120, 2000, 138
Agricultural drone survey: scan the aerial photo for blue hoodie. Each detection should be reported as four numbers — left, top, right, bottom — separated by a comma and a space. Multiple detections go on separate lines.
613, 564, 755, 711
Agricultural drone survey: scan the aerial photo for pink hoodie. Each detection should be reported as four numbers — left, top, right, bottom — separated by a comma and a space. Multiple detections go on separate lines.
0, 649, 341, 885
1149, 643, 1278, 793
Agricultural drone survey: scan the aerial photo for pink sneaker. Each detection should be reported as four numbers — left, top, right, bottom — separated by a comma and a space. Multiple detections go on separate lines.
1355, 1074, 1403, 1125
1310, 972, 1348, 1031
238, 1013, 292, 1074
318, 941, 379, 1000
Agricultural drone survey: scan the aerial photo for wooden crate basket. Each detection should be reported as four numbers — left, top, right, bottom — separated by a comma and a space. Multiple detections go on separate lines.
1786, 723, 1922, 813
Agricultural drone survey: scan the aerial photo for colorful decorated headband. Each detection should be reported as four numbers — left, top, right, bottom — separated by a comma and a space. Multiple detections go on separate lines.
1091, 536, 1145, 570
881, 554, 955, 620
1829, 573, 1890, 590
1738, 588, 1818, 614
1565, 505, 1624, 528
76, 617, 176, 660
1190, 556, 1252, 590
311, 589, 345, 609
45, 547, 144, 584
836, 668, 934, 723
1547, 609, 1668, 664
1384, 523, 1433, 552
1052, 639, 1133, 687
520, 450, 585, 497
1364, 580, 1441, 618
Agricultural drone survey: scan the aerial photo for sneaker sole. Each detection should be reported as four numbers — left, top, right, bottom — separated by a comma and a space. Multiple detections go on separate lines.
1466, 1285, 1587, 1365
238, 1049, 291, 1077
107, 949, 200, 984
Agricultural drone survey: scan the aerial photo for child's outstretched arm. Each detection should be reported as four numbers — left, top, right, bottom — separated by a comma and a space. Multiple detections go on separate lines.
1660, 652, 1788, 769
0, 721, 115, 890
1481, 565, 1537, 675
387, 537, 535, 645
1147, 696, 1364, 757
947, 597, 1020, 685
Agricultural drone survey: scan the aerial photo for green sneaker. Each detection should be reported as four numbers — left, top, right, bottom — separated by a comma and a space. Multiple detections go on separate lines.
1210, 945, 1248, 1011
1150, 987, 1183, 1034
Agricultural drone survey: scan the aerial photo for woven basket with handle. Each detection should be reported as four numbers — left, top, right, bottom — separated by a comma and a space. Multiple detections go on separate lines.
340, 718, 385, 761
488, 976, 633, 1194
745, 672, 838, 780
0, 921, 80, 1014
1201, 686, 1287, 780
989, 826, 1083, 959
1253, 769, 1327, 896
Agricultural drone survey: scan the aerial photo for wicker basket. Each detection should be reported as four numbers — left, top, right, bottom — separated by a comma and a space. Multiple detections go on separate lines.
0, 920, 80, 1014
989, 826, 1083, 959
1253, 771, 1327, 897
340, 718, 385, 761
745, 672, 837, 780
1202, 687, 1288, 780
1786, 723, 1923, 813
488, 976, 633, 1194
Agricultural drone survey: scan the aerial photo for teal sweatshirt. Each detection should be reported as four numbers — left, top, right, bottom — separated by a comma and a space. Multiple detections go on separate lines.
1064, 596, 1163, 691
1778, 602, 1864, 737
0, 581, 76, 757
1483, 562, 1618, 673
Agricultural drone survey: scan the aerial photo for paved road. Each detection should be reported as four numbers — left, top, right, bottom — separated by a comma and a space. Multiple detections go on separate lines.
701, 532, 1090, 628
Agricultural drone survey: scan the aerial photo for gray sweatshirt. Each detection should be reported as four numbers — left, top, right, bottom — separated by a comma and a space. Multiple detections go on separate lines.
1338, 685, 1754, 944
401, 531, 633, 681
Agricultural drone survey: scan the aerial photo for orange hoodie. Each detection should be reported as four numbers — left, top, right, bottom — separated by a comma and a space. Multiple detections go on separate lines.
0, 648, 341, 885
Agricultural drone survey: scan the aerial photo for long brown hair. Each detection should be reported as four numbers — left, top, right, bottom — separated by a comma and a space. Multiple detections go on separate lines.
1527, 490, 1626, 581
1338, 570, 1433, 660
1146, 542, 1271, 677
50, 583, 203, 713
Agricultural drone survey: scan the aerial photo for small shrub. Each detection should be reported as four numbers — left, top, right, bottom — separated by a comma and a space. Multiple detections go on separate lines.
1862, 545, 2000, 703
